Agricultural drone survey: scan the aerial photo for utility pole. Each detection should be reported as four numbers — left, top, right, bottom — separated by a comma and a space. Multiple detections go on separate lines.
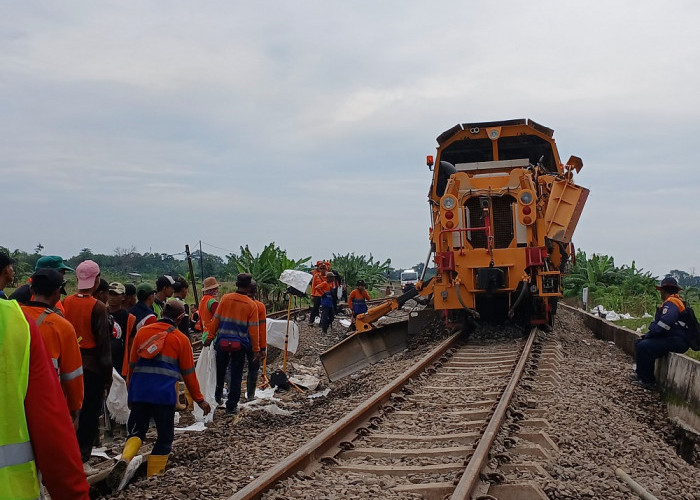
199, 240, 204, 289
185, 245, 200, 308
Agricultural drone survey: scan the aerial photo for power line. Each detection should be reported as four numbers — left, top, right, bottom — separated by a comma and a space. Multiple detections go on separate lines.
199, 241, 237, 254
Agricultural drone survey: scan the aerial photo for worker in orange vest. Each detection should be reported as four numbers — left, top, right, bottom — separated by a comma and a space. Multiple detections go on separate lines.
20, 269, 84, 422
10, 255, 73, 314
108, 300, 210, 485
198, 276, 220, 342
205, 273, 260, 414
63, 260, 112, 471
308, 261, 327, 326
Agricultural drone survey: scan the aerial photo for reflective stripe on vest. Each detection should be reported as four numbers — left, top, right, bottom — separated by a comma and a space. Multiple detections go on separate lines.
133, 349, 181, 380
352, 298, 368, 314
0, 300, 41, 500
60, 365, 84, 381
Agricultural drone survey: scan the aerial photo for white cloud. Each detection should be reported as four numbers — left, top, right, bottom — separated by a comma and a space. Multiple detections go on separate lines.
2, 1, 700, 278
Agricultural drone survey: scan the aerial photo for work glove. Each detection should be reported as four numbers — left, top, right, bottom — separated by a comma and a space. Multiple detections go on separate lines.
253, 351, 263, 363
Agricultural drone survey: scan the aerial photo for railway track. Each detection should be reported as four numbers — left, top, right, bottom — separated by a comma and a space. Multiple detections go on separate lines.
229, 327, 562, 500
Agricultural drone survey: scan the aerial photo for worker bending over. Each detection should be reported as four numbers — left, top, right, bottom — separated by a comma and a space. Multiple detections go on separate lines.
109, 300, 210, 486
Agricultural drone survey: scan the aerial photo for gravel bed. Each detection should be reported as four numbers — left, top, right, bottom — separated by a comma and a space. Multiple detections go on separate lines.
528, 308, 700, 499
265, 470, 425, 499
101, 307, 700, 499
101, 309, 451, 499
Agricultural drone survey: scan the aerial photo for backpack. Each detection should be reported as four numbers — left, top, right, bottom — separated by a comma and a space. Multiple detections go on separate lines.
680, 302, 700, 351
137, 325, 176, 359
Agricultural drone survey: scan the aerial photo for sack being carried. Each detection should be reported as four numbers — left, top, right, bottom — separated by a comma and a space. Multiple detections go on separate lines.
106, 368, 130, 425
193, 345, 218, 423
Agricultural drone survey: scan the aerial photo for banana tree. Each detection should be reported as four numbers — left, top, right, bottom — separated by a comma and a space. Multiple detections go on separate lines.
225, 243, 310, 310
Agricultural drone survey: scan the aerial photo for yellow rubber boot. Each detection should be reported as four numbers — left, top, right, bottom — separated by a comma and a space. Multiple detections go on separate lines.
147, 454, 169, 477
107, 437, 142, 489
122, 436, 142, 462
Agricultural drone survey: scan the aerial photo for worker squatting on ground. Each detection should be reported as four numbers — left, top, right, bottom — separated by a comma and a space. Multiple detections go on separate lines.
245, 280, 267, 401
0, 299, 90, 500
109, 299, 211, 486
632, 276, 691, 389
20, 269, 84, 421
63, 260, 113, 471
205, 273, 261, 414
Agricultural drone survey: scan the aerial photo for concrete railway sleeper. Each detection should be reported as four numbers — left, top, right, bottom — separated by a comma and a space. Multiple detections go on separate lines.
230, 327, 548, 499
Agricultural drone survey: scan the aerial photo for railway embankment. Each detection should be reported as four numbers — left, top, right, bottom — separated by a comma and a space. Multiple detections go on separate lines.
562, 303, 700, 434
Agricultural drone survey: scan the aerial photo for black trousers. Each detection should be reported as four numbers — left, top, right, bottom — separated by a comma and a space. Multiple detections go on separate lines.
127, 402, 176, 455
635, 332, 688, 383
76, 370, 104, 462
245, 347, 260, 400
215, 347, 246, 411
320, 306, 334, 333
309, 296, 321, 324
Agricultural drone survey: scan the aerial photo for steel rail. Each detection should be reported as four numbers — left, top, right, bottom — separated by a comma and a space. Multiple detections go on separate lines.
265, 298, 389, 321
451, 327, 538, 499
228, 331, 462, 500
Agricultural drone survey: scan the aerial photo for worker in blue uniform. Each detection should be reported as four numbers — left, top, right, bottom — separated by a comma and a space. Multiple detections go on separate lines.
632, 276, 690, 389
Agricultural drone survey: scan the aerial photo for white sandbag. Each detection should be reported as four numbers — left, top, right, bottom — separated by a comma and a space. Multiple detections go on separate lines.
289, 374, 320, 391
266, 318, 299, 354
606, 311, 621, 321
106, 368, 130, 425
193, 345, 217, 423
279, 269, 313, 294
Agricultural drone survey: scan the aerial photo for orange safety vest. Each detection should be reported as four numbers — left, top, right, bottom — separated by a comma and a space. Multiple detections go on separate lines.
198, 294, 217, 335
63, 294, 99, 348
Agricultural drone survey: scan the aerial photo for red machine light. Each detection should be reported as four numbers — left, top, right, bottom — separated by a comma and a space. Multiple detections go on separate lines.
445, 211, 454, 219
522, 206, 531, 215
445, 220, 454, 229
427, 155, 434, 167
523, 216, 532, 224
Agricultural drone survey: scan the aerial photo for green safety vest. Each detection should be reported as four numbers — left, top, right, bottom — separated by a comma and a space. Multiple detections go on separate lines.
153, 299, 163, 319
0, 299, 41, 500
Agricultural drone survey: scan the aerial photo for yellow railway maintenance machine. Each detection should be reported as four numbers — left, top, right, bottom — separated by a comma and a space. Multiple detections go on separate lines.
321, 119, 589, 381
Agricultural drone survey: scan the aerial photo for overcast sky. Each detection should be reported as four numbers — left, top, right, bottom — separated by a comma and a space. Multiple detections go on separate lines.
2, 1, 699, 277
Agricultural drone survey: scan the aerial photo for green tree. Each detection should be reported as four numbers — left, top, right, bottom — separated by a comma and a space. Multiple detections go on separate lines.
225, 243, 310, 310
331, 253, 391, 291
563, 252, 658, 314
